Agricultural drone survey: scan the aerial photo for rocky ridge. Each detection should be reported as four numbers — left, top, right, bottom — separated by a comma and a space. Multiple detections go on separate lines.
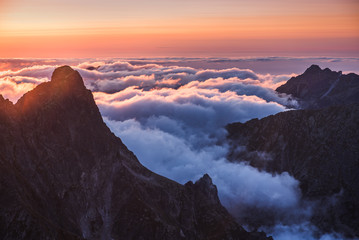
276, 64, 359, 109
0, 66, 270, 240
226, 66, 359, 238
227, 105, 359, 238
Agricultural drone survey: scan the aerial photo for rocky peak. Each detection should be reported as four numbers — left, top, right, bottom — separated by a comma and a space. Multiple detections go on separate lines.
276, 65, 359, 109
0, 95, 16, 120
15, 65, 96, 120
0, 66, 270, 240
194, 174, 219, 203
196, 173, 213, 186
185, 174, 221, 206
0, 95, 11, 106
51, 65, 85, 90
304, 64, 322, 74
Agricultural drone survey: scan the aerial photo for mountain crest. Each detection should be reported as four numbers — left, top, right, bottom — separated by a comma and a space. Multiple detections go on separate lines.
51, 65, 85, 90
304, 64, 322, 74
15, 66, 91, 116
0, 66, 270, 240
194, 174, 220, 205
276, 65, 359, 109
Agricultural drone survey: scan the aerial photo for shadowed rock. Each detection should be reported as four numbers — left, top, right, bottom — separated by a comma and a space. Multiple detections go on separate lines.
0, 66, 270, 240
276, 65, 359, 109
226, 104, 359, 238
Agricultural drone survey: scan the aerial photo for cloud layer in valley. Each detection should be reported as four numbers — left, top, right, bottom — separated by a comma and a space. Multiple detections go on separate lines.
1, 58, 355, 239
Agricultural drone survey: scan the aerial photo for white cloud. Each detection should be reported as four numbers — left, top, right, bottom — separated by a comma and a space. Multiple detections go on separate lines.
262, 222, 348, 240
103, 116, 318, 238
1, 57, 353, 239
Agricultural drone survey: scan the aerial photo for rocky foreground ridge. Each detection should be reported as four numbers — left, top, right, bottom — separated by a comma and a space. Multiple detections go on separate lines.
227, 65, 359, 238
0, 66, 270, 240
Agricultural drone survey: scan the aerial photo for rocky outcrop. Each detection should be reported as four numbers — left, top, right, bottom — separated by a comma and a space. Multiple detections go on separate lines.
226, 104, 359, 238
276, 65, 359, 109
0, 66, 270, 240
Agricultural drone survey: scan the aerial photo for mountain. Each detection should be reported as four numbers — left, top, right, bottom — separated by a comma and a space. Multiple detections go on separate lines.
276, 64, 359, 109
0, 66, 270, 240
226, 66, 359, 237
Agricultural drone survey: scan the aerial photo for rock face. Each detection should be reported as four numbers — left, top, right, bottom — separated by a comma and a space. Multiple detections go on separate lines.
0, 66, 270, 240
227, 66, 359, 237
226, 104, 359, 238
276, 65, 359, 109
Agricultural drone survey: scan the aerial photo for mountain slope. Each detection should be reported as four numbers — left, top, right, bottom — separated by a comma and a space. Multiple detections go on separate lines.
0, 66, 269, 240
226, 104, 359, 238
276, 65, 359, 109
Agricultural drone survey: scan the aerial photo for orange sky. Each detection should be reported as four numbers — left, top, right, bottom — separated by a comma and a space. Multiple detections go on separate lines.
0, 0, 358, 58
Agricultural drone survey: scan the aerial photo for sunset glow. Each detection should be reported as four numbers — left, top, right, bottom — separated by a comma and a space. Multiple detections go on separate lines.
1, 0, 358, 57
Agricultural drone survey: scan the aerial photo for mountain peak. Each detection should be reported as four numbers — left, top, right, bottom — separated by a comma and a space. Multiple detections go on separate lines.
196, 173, 213, 186
276, 65, 359, 109
304, 64, 321, 74
51, 65, 85, 90
0, 94, 4, 104
0, 94, 13, 110
1, 67, 270, 240
194, 173, 220, 205
15, 66, 89, 114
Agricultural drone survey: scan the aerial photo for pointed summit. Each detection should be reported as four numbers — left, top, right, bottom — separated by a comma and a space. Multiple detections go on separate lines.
276, 65, 359, 108
15, 66, 91, 115
304, 64, 321, 74
51, 65, 85, 90
193, 173, 220, 205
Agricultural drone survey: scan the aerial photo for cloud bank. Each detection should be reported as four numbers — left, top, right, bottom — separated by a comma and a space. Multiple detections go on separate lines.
1, 58, 354, 239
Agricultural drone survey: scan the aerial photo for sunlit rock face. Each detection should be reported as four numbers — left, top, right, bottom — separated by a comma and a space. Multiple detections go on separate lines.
0, 66, 271, 240
276, 64, 359, 109
227, 66, 359, 238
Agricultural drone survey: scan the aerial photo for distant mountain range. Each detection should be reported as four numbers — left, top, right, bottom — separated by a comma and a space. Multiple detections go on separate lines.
227, 65, 359, 238
0, 66, 269, 240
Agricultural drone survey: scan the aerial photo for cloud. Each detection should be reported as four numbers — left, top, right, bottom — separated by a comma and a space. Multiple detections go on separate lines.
194, 68, 258, 81
0, 59, 302, 228
94, 86, 287, 146
262, 222, 347, 240
0, 58, 83, 71
1, 57, 354, 239
93, 74, 157, 93
104, 117, 303, 211
86, 61, 304, 233
0, 65, 55, 79
1, 58, 298, 107
103, 112, 346, 240
104, 116, 332, 240
0, 77, 42, 102
183, 77, 297, 107
94, 71, 305, 234
73, 61, 298, 109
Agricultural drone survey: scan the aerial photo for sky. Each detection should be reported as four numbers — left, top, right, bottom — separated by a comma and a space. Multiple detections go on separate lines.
0, 0, 358, 57
0, 0, 358, 238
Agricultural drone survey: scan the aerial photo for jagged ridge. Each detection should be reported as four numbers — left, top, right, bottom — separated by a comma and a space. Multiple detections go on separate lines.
226, 103, 359, 238
276, 64, 359, 109
0, 66, 270, 240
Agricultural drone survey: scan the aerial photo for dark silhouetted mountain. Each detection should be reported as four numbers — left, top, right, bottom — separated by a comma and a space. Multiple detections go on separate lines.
0, 66, 270, 240
276, 65, 359, 109
226, 104, 359, 238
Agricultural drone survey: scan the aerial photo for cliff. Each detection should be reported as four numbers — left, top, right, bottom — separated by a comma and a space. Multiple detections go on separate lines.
0, 66, 269, 240
227, 101, 359, 238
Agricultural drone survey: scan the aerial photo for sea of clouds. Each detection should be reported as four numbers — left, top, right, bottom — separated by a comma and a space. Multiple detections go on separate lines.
1, 57, 358, 239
